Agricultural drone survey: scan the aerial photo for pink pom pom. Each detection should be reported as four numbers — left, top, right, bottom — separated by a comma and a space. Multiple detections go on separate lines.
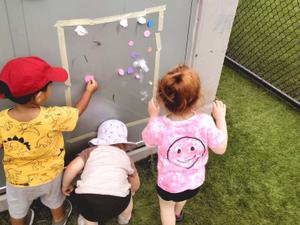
84, 74, 94, 83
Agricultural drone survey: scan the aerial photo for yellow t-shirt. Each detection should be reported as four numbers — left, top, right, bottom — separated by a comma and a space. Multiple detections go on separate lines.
0, 106, 79, 187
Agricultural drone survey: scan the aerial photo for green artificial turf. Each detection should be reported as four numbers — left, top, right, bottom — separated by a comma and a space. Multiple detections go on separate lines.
0, 65, 299, 225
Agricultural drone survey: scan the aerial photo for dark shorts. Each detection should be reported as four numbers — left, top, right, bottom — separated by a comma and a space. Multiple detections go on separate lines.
75, 192, 131, 223
156, 185, 200, 202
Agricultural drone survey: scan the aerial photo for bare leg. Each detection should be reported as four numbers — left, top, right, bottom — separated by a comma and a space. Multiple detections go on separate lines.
50, 204, 65, 223
84, 219, 98, 225
118, 197, 133, 225
174, 200, 187, 216
10, 217, 25, 225
10, 209, 34, 225
158, 195, 176, 225
78, 214, 98, 225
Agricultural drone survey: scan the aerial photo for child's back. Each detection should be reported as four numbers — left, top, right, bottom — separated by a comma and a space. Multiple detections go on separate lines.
142, 65, 227, 225
76, 145, 134, 197
62, 119, 140, 225
142, 112, 224, 193
0, 106, 77, 187
0, 56, 98, 225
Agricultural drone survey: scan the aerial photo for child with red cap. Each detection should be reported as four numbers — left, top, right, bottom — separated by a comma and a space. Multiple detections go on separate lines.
0, 56, 98, 225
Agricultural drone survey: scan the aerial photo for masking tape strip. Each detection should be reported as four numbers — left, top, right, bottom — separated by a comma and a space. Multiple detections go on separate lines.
55, 5, 166, 27
67, 132, 97, 144
153, 50, 161, 98
56, 27, 71, 86
158, 10, 165, 31
65, 87, 72, 106
126, 118, 148, 127
153, 32, 162, 98
155, 33, 162, 51
145, 5, 166, 14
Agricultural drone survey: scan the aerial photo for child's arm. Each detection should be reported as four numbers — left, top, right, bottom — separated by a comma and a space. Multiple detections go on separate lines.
142, 98, 161, 147
62, 156, 85, 196
75, 79, 98, 116
210, 100, 228, 155
148, 98, 160, 118
128, 160, 140, 193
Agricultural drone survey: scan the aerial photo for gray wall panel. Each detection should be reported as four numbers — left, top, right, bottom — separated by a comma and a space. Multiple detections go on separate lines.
0, 0, 14, 65
0, 0, 196, 189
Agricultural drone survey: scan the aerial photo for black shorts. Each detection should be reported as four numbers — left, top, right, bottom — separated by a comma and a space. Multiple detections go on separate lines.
75, 192, 131, 223
156, 185, 200, 202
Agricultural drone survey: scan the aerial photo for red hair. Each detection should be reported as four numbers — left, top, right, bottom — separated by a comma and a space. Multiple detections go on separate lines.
157, 65, 201, 114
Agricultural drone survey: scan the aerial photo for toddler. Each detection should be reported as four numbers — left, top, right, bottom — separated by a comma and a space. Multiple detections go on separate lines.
0, 56, 98, 225
142, 65, 228, 225
62, 119, 140, 225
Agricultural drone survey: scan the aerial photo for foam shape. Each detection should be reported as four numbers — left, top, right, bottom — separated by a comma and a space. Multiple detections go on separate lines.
147, 47, 153, 53
128, 40, 135, 47
135, 74, 141, 80
84, 74, 94, 83
117, 68, 125, 76
147, 19, 154, 28
74, 25, 88, 36
148, 81, 153, 85
127, 67, 134, 74
137, 17, 147, 25
120, 19, 128, 28
131, 52, 139, 59
133, 59, 149, 73
144, 30, 151, 38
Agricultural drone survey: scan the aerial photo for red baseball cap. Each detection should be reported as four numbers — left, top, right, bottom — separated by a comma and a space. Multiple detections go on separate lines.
0, 56, 68, 98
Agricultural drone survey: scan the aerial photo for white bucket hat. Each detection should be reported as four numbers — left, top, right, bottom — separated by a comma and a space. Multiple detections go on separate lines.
89, 119, 137, 149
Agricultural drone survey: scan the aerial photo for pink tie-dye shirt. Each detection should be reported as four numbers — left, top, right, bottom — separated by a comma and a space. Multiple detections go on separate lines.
142, 113, 224, 193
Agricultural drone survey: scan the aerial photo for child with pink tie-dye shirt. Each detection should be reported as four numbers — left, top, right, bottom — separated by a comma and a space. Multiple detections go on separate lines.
142, 65, 228, 225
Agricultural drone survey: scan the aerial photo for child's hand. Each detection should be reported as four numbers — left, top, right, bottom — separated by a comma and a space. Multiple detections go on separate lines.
62, 185, 74, 196
148, 98, 160, 118
212, 100, 226, 121
85, 79, 98, 94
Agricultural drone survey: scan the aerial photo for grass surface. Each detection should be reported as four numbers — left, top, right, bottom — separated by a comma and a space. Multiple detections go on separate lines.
0, 65, 299, 224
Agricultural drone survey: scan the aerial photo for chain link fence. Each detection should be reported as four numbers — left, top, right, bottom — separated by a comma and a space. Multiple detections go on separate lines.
226, 0, 300, 108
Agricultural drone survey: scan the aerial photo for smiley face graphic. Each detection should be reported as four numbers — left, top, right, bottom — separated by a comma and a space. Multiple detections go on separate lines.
167, 136, 206, 169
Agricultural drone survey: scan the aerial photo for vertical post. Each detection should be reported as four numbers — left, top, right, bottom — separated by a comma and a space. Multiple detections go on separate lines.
188, 0, 239, 113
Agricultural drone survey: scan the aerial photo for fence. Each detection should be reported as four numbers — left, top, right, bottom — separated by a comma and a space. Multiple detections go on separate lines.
226, 0, 300, 109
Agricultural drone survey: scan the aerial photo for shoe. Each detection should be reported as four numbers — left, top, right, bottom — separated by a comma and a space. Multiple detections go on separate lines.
175, 211, 184, 222
52, 199, 73, 225
25, 208, 35, 225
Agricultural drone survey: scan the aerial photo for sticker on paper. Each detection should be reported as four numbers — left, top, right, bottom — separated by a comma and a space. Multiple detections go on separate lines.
120, 19, 128, 28
117, 68, 125, 76
147, 20, 154, 28
128, 40, 135, 47
144, 30, 151, 38
133, 59, 149, 73
127, 67, 135, 74
84, 74, 94, 83
75, 25, 88, 36
137, 17, 147, 25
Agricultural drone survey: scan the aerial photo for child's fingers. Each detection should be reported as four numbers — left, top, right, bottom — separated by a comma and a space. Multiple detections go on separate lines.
212, 101, 218, 108
214, 100, 225, 107
149, 98, 156, 107
89, 79, 97, 86
86, 79, 99, 92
